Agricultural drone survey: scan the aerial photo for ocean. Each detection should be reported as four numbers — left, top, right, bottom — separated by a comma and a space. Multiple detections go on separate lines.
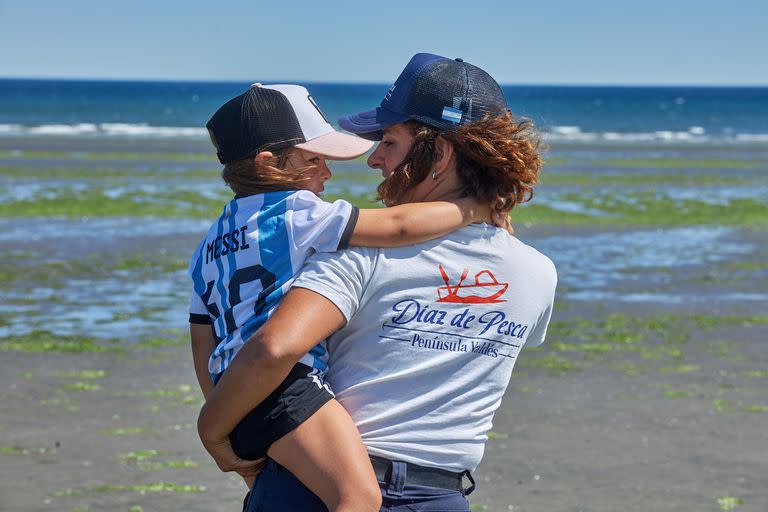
2, 78, 768, 145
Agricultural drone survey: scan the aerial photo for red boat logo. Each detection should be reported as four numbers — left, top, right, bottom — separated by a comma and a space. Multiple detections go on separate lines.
437, 264, 508, 304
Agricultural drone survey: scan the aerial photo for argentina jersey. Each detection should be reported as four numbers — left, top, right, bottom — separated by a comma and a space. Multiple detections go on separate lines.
188, 190, 358, 383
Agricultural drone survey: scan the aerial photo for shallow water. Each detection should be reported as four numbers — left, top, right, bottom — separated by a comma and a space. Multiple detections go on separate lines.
1, 138, 766, 339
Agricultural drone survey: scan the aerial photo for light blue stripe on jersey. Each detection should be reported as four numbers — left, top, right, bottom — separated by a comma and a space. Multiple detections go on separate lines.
212, 200, 233, 376
222, 198, 240, 370
190, 240, 206, 297
309, 344, 327, 370
239, 191, 293, 349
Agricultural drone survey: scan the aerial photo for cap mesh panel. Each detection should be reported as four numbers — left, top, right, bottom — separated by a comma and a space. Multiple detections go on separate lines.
403, 59, 508, 131
207, 87, 305, 163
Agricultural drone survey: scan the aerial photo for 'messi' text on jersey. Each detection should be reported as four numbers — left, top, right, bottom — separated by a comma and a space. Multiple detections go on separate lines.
206, 226, 250, 263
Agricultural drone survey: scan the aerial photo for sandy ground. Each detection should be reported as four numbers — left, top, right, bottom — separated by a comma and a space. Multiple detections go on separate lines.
2, 252, 767, 512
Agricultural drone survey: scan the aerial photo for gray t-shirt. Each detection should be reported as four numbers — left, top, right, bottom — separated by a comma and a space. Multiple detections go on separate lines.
293, 223, 557, 472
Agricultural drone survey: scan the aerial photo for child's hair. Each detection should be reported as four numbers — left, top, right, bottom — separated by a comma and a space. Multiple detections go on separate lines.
376, 112, 543, 212
221, 147, 315, 196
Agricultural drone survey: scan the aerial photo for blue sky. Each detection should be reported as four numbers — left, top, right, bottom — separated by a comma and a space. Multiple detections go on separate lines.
1, 0, 766, 85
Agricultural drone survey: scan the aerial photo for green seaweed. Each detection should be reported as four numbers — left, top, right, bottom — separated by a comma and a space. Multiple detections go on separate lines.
0, 165, 215, 179
0, 188, 226, 218
64, 382, 102, 391
119, 450, 165, 462
93, 482, 206, 493
1, 445, 56, 455
742, 404, 768, 412
57, 370, 108, 379
541, 171, 758, 186
509, 193, 768, 226
717, 496, 744, 510
659, 364, 701, 374
0, 331, 109, 353
100, 427, 147, 436
517, 353, 578, 374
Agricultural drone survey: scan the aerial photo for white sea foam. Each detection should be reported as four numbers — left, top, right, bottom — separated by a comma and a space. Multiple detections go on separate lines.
0, 121, 765, 146
0, 124, 23, 133
99, 123, 206, 137
541, 125, 765, 145
0, 122, 207, 139
735, 133, 768, 143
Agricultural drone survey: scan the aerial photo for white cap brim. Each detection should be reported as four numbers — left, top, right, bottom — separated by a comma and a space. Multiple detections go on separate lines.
295, 131, 373, 160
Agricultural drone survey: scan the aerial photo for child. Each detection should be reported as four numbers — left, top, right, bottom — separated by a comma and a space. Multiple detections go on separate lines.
189, 83, 491, 511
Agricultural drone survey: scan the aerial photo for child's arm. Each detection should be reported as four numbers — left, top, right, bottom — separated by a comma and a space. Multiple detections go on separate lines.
190, 323, 216, 400
351, 196, 490, 247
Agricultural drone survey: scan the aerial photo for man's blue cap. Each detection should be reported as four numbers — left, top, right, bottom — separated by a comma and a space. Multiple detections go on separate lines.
338, 53, 509, 141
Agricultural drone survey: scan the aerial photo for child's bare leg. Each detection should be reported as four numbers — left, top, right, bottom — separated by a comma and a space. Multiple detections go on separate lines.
267, 399, 381, 512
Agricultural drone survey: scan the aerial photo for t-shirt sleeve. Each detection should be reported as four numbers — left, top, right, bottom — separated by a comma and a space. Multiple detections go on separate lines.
189, 292, 212, 325
291, 247, 376, 322
524, 257, 558, 347
289, 190, 359, 253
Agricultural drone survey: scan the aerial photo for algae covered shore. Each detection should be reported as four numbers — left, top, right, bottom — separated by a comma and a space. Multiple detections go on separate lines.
1, 135, 767, 512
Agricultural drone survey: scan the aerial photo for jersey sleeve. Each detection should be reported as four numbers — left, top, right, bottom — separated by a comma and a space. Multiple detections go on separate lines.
289, 190, 359, 254
291, 247, 376, 322
189, 292, 212, 325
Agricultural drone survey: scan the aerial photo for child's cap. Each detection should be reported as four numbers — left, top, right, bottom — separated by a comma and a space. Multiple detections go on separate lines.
207, 84, 373, 164
338, 53, 509, 141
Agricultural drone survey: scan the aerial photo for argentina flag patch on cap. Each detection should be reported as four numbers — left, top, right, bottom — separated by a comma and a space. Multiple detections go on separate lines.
441, 106, 463, 123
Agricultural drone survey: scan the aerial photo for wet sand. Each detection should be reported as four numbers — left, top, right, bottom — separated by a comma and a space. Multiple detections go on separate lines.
1, 225, 766, 512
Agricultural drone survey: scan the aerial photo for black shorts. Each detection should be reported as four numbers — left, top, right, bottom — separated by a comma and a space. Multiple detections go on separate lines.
229, 363, 334, 460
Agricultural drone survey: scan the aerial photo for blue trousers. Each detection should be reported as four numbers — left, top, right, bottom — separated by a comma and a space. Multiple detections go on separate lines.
243, 459, 470, 511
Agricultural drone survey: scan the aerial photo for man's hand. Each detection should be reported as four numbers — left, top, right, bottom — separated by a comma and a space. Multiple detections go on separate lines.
200, 434, 266, 480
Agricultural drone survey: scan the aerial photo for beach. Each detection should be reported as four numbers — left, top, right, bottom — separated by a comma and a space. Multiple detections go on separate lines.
2, 96, 768, 511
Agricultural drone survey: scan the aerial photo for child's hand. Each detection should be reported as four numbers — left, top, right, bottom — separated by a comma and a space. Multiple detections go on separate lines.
201, 435, 264, 480
492, 211, 514, 235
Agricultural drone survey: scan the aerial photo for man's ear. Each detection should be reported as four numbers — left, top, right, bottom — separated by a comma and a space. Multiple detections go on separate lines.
434, 136, 454, 173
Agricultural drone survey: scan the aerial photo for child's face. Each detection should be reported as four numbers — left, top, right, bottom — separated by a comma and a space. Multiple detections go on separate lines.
287, 149, 332, 194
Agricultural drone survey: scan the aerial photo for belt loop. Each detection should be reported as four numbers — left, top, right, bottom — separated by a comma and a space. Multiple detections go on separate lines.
462, 470, 476, 496
386, 460, 406, 497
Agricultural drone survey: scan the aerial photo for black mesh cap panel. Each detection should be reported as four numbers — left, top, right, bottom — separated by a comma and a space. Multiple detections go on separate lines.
206, 87, 306, 164
402, 58, 508, 131
465, 63, 508, 123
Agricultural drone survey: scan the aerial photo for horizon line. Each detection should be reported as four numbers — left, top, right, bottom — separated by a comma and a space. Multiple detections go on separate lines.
1, 75, 767, 89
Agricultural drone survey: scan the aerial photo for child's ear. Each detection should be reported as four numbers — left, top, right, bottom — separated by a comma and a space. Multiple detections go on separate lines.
254, 151, 274, 164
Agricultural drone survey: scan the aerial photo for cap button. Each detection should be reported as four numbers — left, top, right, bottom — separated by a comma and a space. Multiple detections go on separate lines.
454, 58, 464, 62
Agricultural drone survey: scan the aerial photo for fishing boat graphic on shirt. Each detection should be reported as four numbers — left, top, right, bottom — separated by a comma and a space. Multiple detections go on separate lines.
436, 264, 508, 304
